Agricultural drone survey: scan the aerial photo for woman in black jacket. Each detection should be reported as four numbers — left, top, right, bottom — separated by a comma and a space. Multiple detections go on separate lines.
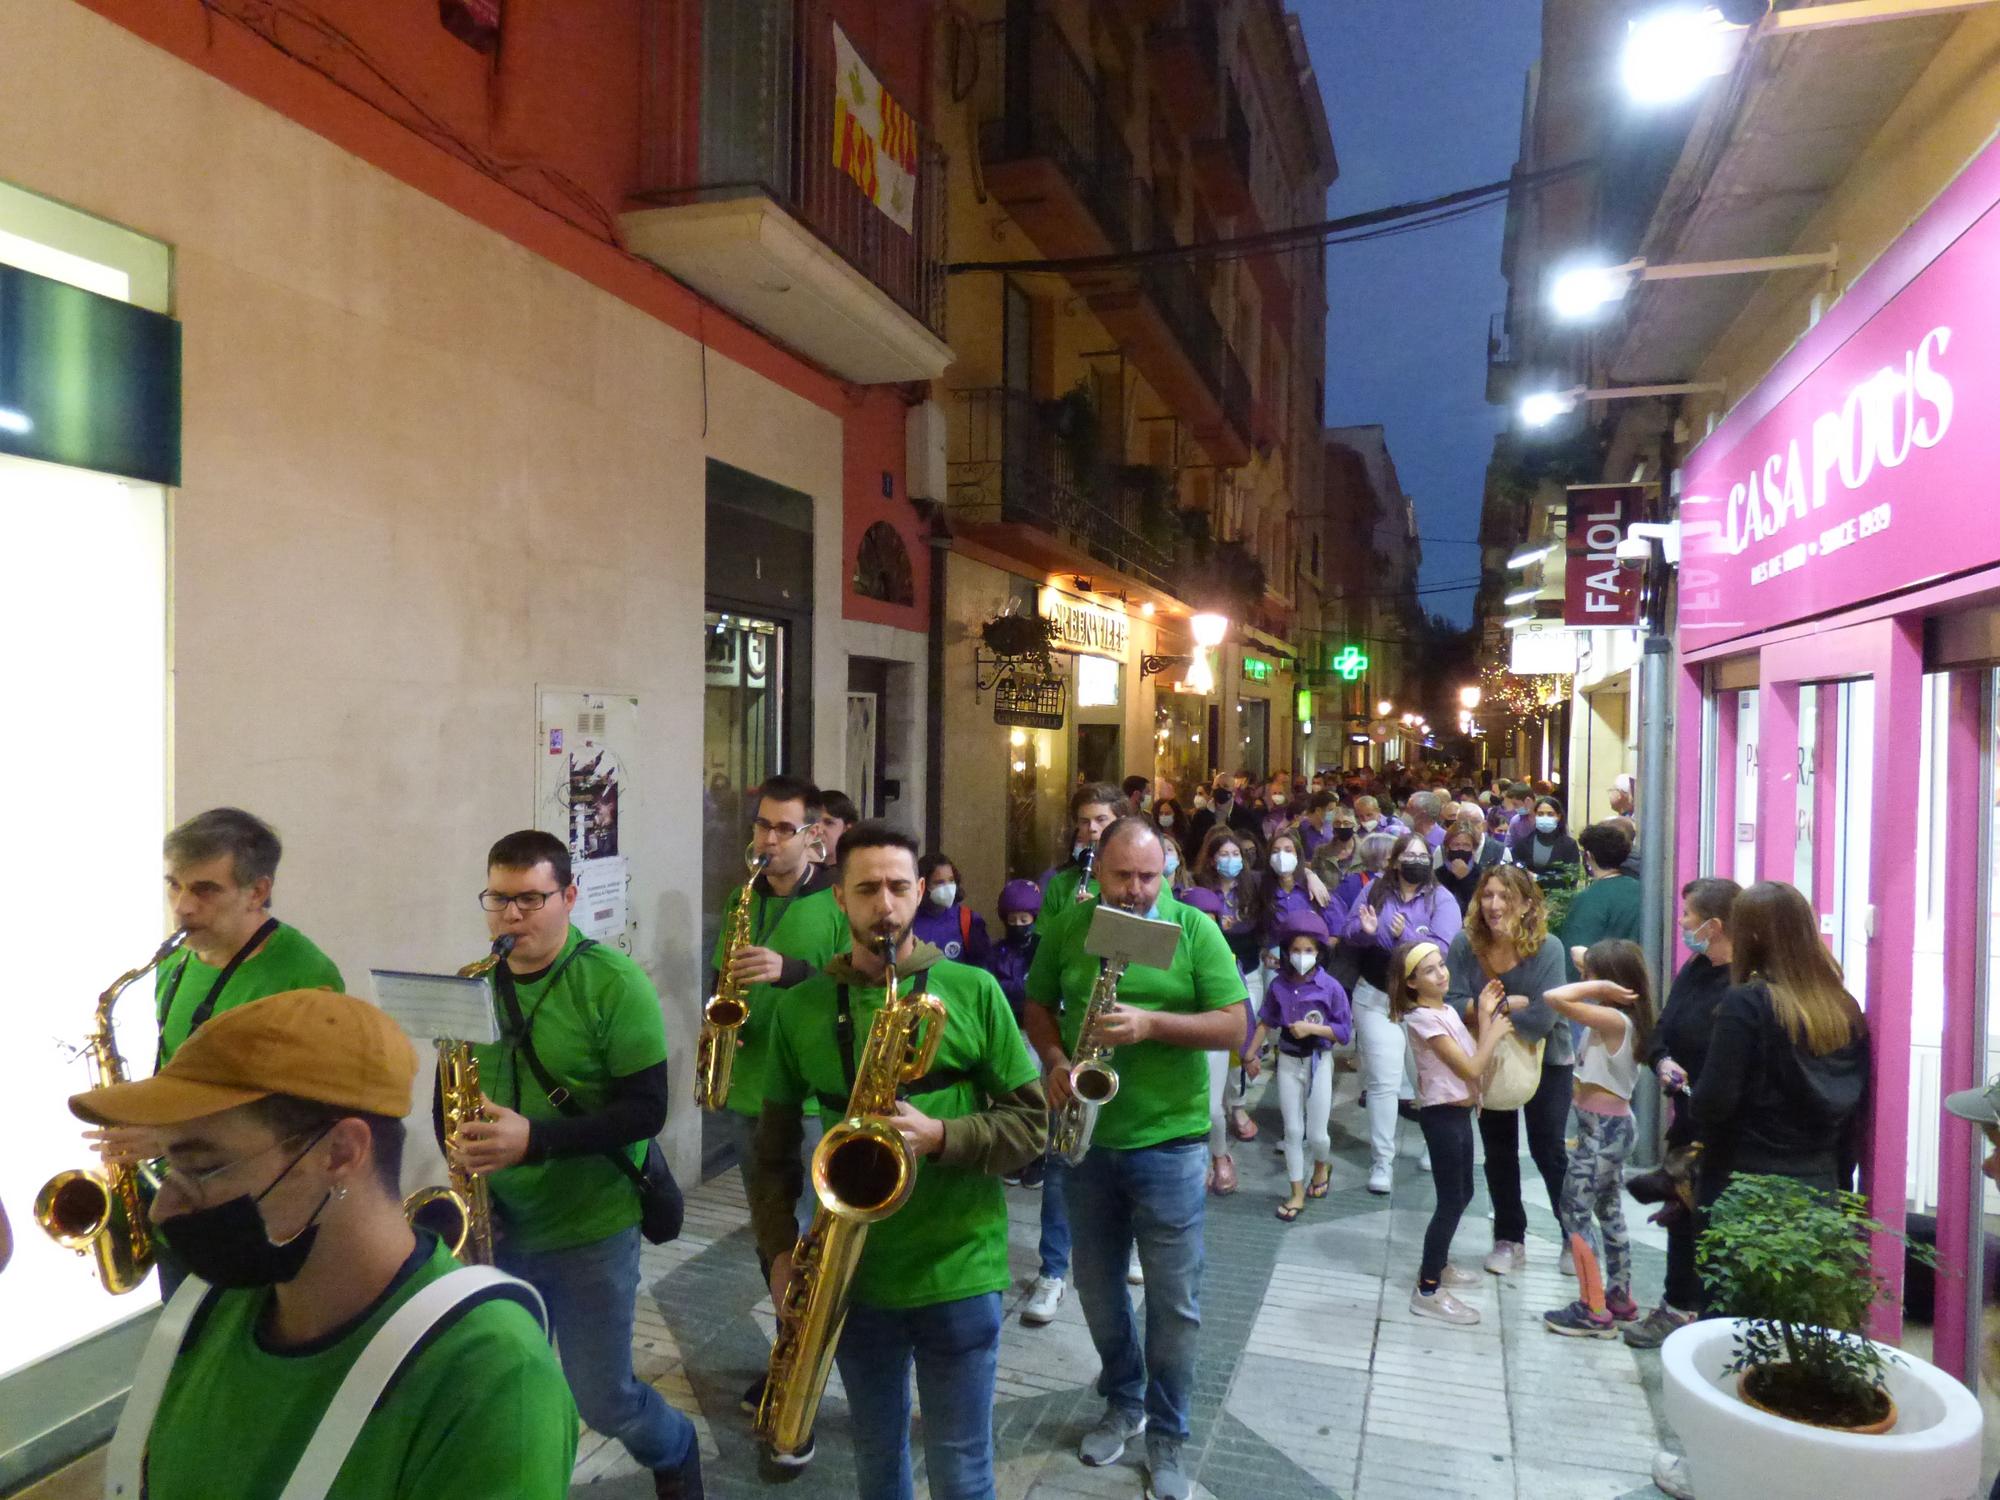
1506, 794, 1581, 874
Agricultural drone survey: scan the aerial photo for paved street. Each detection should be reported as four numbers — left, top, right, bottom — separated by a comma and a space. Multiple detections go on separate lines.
577, 1076, 1675, 1500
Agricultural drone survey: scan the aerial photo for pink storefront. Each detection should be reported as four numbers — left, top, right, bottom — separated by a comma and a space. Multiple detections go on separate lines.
1672, 128, 2000, 1379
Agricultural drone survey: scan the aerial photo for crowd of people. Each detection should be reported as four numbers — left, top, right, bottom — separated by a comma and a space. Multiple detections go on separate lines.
18, 762, 1878, 1500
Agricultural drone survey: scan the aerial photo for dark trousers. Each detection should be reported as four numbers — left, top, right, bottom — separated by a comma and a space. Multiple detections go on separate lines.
1477, 1062, 1574, 1244
1417, 1104, 1477, 1287
1664, 1206, 1701, 1311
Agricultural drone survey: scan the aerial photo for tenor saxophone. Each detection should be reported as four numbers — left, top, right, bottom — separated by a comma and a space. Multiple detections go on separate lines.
756, 935, 946, 1458
404, 935, 514, 1263
34, 929, 188, 1294
697, 844, 769, 1111
1049, 956, 1127, 1165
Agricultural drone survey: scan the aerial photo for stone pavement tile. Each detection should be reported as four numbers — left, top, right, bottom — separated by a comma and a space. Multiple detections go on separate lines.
1511, 1456, 1660, 1499
1356, 1433, 1514, 1499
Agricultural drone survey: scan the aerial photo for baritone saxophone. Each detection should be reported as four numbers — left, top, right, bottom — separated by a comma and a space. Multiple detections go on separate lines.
756, 935, 946, 1458
403, 934, 514, 1263
697, 843, 769, 1111
34, 929, 188, 1294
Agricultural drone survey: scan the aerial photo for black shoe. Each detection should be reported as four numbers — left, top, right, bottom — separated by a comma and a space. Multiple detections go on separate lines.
740, 1374, 766, 1416
768, 1432, 816, 1471
653, 1449, 706, 1500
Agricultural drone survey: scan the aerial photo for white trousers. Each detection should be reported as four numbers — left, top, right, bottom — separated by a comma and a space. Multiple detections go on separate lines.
1277, 1050, 1334, 1183
1207, 1047, 1247, 1156
1351, 979, 1407, 1173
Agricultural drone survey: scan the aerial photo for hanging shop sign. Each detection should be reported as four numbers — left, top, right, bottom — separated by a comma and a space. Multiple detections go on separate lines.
1564, 485, 1647, 627
1241, 655, 1274, 682
1331, 644, 1369, 681
1038, 588, 1129, 659
1509, 620, 1578, 677
0, 262, 180, 485
1680, 133, 2000, 651
832, 23, 919, 234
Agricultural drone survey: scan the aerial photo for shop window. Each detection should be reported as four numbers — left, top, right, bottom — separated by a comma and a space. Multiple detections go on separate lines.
852, 521, 915, 605
1076, 654, 1120, 708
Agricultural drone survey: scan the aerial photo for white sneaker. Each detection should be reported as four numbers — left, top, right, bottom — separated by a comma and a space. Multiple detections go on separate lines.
1440, 1264, 1482, 1289
1559, 1244, 1575, 1277
1021, 1275, 1065, 1325
1127, 1249, 1145, 1285
1367, 1163, 1393, 1195
1651, 1451, 1695, 1500
1483, 1240, 1525, 1274
1409, 1287, 1480, 1325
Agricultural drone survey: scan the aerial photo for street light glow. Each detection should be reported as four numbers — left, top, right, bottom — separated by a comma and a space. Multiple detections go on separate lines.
1518, 389, 1577, 428
1549, 260, 1637, 320
1375, 699, 1393, 717
1503, 587, 1540, 607
1459, 685, 1482, 710
0, 408, 32, 435
1506, 545, 1552, 571
1622, 5, 1740, 106
1189, 612, 1229, 648
1502, 615, 1537, 630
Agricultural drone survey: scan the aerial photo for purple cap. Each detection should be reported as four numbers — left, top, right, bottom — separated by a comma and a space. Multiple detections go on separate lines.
1179, 885, 1224, 918
998, 878, 1043, 916
1276, 907, 1330, 944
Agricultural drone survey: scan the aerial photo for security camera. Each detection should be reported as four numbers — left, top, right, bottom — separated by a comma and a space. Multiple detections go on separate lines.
1617, 521, 1683, 568
1615, 534, 1653, 565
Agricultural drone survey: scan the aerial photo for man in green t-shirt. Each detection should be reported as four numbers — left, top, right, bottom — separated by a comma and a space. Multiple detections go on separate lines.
448, 830, 700, 1499
1024, 817, 1247, 1500
749, 823, 1047, 1493
1034, 781, 1122, 933
72, 988, 577, 1500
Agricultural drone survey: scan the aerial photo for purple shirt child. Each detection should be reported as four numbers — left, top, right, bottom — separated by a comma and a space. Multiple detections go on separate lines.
911, 900, 991, 964
1259, 966, 1354, 1056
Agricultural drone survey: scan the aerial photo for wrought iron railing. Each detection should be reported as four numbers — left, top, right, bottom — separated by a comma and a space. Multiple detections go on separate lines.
1148, 0, 1220, 90
948, 387, 1174, 591
638, 0, 945, 338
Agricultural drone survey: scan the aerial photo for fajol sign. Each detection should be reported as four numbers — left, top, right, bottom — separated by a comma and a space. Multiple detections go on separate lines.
1564, 485, 1647, 628
1679, 132, 2000, 651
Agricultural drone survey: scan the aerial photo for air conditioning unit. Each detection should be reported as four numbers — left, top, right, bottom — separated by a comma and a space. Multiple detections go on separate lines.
906, 399, 948, 502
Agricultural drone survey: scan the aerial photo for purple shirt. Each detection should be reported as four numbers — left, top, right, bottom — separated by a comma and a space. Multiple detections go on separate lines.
1340, 881, 1463, 952
1258, 968, 1354, 1052
980, 931, 1036, 1020
1260, 807, 1295, 846
1263, 882, 1333, 946
1298, 819, 1334, 858
911, 902, 990, 964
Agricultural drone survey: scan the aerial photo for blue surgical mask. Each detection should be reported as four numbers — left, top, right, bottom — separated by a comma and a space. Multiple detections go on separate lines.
1535, 815, 1559, 835
1164, 851, 1180, 876
1682, 924, 1711, 956
1216, 854, 1244, 879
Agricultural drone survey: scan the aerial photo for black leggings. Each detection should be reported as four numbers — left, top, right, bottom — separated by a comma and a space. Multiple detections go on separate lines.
1477, 1062, 1574, 1244
1417, 1104, 1477, 1288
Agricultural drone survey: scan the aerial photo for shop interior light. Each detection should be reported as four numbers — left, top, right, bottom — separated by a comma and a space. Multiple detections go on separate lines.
0, 407, 31, 435
1189, 612, 1229, 648
1622, 5, 1742, 105
1506, 545, 1552, 571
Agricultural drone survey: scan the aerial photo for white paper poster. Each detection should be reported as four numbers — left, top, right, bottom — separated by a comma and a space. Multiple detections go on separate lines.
537, 688, 640, 953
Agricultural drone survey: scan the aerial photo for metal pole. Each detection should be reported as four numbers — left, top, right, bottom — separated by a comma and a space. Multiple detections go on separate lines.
1632, 542, 1674, 1169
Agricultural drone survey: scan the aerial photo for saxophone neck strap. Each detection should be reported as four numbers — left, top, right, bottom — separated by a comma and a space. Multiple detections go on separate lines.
154, 916, 281, 1070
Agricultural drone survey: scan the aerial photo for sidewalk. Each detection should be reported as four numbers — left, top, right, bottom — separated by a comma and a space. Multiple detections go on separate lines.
581, 1082, 1677, 1500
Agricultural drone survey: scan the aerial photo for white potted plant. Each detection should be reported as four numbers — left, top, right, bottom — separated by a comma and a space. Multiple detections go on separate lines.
1660, 1174, 1983, 1500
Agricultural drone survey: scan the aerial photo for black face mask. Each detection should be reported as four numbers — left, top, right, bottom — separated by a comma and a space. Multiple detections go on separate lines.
1398, 860, 1432, 884
1446, 853, 1474, 871
1005, 925, 1035, 946
158, 1126, 336, 1289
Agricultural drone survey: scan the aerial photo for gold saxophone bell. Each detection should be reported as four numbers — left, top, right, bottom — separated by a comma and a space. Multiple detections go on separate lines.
35, 929, 189, 1295
1050, 956, 1127, 1165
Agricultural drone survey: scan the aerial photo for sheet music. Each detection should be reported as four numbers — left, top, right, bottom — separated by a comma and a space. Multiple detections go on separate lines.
370, 969, 500, 1045
1084, 904, 1182, 969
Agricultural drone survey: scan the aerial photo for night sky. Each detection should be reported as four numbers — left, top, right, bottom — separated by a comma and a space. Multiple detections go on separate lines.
1295, 2, 1545, 625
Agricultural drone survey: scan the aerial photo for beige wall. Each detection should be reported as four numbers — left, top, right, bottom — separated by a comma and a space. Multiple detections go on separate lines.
2, 0, 850, 1183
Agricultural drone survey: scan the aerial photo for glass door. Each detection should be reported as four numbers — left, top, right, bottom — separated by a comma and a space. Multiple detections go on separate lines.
702, 611, 784, 961
1734, 689, 1759, 888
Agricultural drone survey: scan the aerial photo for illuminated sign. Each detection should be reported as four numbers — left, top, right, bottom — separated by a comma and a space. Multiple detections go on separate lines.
1241, 655, 1273, 682
1038, 588, 1129, 659
1296, 688, 1312, 721
1331, 644, 1368, 681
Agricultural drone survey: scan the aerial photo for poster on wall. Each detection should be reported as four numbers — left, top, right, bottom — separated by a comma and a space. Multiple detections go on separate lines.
536, 688, 640, 953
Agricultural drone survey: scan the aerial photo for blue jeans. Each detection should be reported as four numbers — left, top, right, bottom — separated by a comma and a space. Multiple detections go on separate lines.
497, 1226, 695, 1473
1039, 1154, 1071, 1280
1062, 1138, 1208, 1439
834, 1292, 1003, 1500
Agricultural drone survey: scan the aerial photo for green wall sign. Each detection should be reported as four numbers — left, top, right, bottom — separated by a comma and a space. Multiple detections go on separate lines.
1331, 644, 1369, 681
0, 262, 180, 485
1241, 655, 1272, 682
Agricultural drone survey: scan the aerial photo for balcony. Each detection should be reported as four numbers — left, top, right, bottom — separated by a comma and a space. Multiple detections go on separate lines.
1191, 85, 1253, 218
624, 0, 950, 385
1146, 0, 1221, 123
1486, 311, 1519, 406
978, 14, 1136, 262
946, 387, 1175, 593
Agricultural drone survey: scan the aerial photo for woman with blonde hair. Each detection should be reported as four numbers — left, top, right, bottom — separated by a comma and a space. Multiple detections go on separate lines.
1445, 863, 1572, 1274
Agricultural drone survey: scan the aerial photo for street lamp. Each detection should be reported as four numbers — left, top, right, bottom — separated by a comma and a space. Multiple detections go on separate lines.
1375, 699, 1393, 717
1549, 250, 1837, 322
1518, 381, 1727, 431
1502, 615, 1537, 630
1506, 545, 1551, 571
1459, 685, 1482, 711
1189, 612, 1229, 648
1503, 587, 1540, 607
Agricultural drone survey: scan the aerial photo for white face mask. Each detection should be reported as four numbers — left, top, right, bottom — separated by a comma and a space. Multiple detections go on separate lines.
1288, 950, 1316, 976
929, 883, 956, 908
1272, 850, 1298, 876
1158, 812, 1175, 828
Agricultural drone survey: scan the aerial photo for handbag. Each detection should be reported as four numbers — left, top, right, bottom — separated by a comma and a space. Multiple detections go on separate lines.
1480, 1031, 1546, 1110
498, 942, 685, 1245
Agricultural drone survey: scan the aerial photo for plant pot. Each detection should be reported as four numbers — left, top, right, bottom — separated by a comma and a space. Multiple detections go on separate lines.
1661, 1319, 1983, 1500
1737, 1369, 1897, 1434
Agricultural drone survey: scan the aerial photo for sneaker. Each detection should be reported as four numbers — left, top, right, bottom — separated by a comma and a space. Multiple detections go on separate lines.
653, 1449, 706, 1498
1144, 1432, 1191, 1500
1127, 1249, 1145, 1285
1079, 1405, 1146, 1466
1409, 1286, 1481, 1325
1021, 1275, 1066, 1325
1605, 1290, 1642, 1324
739, 1374, 766, 1416
1367, 1163, 1393, 1195
1439, 1264, 1483, 1289
1543, 1299, 1617, 1339
1623, 1302, 1696, 1350
1559, 1244, 1575, 1277
1651, 1451, 1695, 1500
1483, 1240, 1525, 1274
767, 1433, 816, 1471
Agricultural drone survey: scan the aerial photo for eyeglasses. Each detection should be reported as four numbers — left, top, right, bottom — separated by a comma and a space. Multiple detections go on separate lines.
139, 1129, 316, 1205
478, 889, 560, 912
751, 818, 809, 840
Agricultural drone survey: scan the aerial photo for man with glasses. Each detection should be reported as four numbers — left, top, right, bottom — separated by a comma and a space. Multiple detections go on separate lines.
450, 829, 703, 1498
75, 989, 578, 1499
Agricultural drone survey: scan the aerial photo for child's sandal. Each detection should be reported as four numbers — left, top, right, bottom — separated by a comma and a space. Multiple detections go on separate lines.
1275, 1202, 1303, 1222
1307, 1175, 1331, 1199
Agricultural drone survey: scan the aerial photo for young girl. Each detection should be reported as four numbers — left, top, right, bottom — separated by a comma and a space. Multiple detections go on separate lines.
1196, 828, 1264, 1150
1540, 938, 1653, 1337
1252, 911, 1353, 1221
1391, 939, 1511, 1326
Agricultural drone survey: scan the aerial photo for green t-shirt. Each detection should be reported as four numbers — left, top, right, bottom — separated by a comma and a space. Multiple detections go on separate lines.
709, 873, 850, 1116
1025, 893, 1246, 1151
142, 1234, 577, 1500
1034, 865, 1098, 935
155, 923, 345, 1063
471, 928, 668, 1253
1558, 871, 1644, 981
764, 958, 1039, 1310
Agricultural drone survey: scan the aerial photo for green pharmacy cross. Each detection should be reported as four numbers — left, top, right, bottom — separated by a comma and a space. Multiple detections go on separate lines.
1331, 645, 1369, 681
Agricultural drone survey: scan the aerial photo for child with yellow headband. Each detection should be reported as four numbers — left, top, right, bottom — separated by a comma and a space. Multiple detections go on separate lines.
1389, 938, 1513, 1326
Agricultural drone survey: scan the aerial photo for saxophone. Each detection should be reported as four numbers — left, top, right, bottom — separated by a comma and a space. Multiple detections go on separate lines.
404, 934, 513, 1263
697, 843, 769, 1111
756, 935, 946, 1458
1049, 956, 1127, 1165
34, 929, 188, 1294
